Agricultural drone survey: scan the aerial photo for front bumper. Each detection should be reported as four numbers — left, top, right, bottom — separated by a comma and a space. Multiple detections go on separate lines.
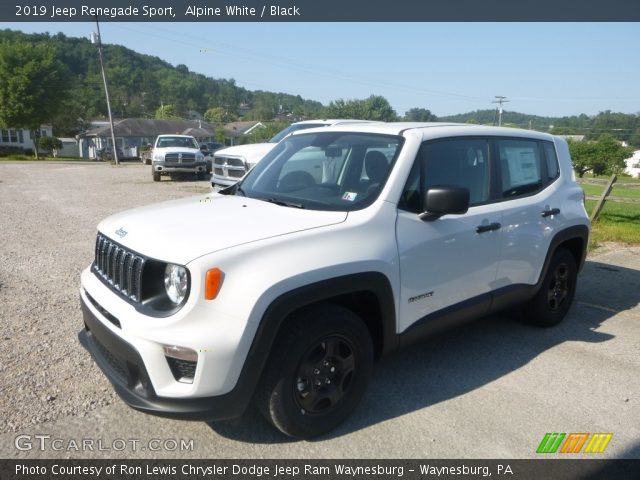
210, 173, 240, 187
78, 292, 248, 421
153, 161, 206, 174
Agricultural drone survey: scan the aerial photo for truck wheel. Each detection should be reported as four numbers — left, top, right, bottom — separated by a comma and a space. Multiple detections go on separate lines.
152, 171, 161, 182
524, 248, 577, 327
256, 304, 373, 438
197, 171, 205, 180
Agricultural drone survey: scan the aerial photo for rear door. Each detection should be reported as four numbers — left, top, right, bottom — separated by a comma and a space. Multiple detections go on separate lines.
492, 138, 563, 288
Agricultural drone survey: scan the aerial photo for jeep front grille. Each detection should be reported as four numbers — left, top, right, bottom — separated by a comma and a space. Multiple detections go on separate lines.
93, 234, 145, 302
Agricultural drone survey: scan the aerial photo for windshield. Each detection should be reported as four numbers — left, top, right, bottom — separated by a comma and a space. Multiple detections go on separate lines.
269, 123, 329, 143
225, 131, 403, 211
156, 136, 199, 149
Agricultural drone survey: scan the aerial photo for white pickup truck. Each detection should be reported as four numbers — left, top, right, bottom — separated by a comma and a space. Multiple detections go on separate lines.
151, 134, 207, 181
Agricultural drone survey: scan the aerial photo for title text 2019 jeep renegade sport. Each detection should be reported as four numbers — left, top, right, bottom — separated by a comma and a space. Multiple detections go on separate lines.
79, 123, 590, 438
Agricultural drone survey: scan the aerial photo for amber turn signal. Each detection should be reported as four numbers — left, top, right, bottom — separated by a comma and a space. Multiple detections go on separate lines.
205, 268, 223, 300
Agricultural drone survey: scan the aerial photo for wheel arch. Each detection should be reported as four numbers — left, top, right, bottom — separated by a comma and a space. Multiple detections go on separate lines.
228, 272, 397, 417
256, 272, 398, 361
542, 224, 589, 280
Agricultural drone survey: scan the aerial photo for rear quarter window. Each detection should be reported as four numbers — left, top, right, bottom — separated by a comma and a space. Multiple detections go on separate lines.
498, 139, 543, 198
543, 142, 560, 180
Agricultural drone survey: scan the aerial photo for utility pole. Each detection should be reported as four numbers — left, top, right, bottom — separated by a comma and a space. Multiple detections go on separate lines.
492, 96, 509, 127
92, 18, 119, 165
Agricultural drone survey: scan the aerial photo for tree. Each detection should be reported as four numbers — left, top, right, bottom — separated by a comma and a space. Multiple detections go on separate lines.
569, 135, 633, 177
323, 95, 398, 121
628, 128, 640, 148
154, 104, 181, 120
0, 40, 71, 159
38, 136, 63, 157
404, 107, 437, 122
594, 134, 632, 175
204, 106, 235, 124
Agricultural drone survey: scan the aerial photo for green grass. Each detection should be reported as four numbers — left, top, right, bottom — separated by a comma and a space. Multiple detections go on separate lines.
0, 155, 87, 161
581, 174, 639, 184
586, 199, 640, 246
581, 183, 640, 199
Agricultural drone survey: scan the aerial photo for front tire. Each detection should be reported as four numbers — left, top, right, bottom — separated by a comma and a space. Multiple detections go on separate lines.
524, 248, 577, 327
256, 304, 373, 438
152, 171, 161, 182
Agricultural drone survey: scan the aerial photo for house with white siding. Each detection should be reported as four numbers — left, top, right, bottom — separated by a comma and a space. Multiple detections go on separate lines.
0, 126, 53, 152
624, 150, 640, 178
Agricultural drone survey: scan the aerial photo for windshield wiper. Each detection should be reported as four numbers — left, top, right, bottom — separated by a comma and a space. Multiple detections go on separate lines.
264, 197, 305, 209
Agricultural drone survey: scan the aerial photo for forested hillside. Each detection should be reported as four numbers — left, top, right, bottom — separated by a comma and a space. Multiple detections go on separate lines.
1, 29, 638, 146
0, 29, 323, 135
440, 109, 640, 146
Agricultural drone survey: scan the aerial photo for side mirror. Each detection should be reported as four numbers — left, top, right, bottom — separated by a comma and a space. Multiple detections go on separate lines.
419, 186, 470, 221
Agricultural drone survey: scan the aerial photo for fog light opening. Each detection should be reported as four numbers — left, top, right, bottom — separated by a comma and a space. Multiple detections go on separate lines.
164, 345, 198, 384
163, 345, 197, 362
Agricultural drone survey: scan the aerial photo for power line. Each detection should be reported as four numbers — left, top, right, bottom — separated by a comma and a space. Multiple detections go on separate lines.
492, 96, 509, 126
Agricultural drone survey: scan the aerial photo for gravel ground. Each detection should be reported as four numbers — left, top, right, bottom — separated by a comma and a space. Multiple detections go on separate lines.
1, 162, 638, 459
0, 162, 211, 434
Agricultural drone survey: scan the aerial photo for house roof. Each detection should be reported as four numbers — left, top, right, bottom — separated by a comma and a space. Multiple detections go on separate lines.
81, 118, 215, 138
223, 121, 265, 137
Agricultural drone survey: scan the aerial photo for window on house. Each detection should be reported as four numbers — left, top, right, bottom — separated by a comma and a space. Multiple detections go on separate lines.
18, 131, 24, 144
1, 130, 8, 143
9, 130, 18, 143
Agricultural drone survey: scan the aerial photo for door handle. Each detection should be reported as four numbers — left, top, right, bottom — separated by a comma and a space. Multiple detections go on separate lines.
476, 222, 501, 234
541, 208, 560, 218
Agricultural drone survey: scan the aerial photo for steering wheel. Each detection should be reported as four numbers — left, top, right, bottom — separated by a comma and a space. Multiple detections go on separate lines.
278, 171, 316, 192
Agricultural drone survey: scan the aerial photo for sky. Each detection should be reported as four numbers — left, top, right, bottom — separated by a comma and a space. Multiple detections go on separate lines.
2, 22, 639, 118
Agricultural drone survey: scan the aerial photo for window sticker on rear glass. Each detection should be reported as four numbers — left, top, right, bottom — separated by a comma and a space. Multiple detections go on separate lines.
342, 192, 358, 202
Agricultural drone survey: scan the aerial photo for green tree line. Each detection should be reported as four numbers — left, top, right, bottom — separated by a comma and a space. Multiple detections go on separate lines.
1, 28, 639, 151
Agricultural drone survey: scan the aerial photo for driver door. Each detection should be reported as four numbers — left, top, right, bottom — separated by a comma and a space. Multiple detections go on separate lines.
396, 137, 502, 333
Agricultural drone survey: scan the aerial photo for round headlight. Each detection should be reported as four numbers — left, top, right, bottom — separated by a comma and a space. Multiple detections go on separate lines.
164, 264, 188, 304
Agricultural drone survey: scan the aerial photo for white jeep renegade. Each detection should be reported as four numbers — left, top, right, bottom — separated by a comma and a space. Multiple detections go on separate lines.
79, 123, 590, 438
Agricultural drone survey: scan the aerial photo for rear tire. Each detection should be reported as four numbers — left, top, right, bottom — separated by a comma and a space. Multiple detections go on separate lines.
256, 304, 373, 438
524, 248, 577, 327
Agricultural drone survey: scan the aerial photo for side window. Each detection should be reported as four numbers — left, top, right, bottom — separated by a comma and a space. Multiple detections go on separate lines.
498, 139, 543, 198
399, 138, 490, 212
543, 142, 560, 180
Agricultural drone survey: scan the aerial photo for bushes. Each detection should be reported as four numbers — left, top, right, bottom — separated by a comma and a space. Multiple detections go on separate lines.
38, 136, 63, 156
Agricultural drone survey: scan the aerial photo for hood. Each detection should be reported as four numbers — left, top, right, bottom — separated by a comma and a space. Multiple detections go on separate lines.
155, 147, 201, 154
97, 195, 347, 265
214, 143, 276, 166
